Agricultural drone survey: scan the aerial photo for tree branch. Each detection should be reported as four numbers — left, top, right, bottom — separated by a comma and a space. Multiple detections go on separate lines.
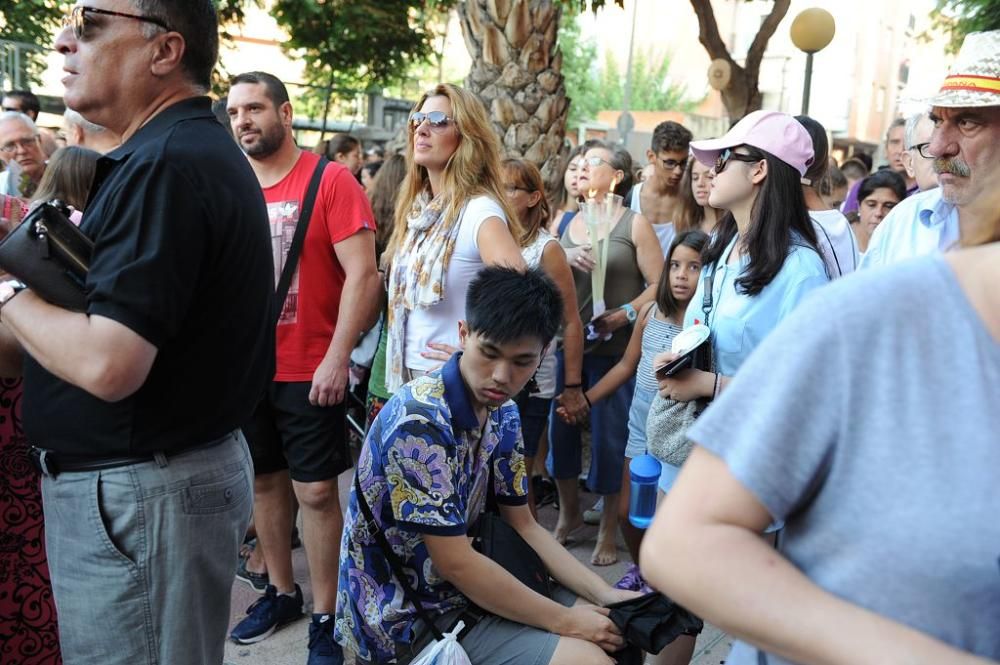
688, 0, 735, 62
745, 0, 791, 76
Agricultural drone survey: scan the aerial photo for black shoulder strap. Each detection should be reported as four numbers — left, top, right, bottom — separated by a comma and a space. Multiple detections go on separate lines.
701, 259, 720, 326
353, 471, 445, 642
273, 156, 328, 327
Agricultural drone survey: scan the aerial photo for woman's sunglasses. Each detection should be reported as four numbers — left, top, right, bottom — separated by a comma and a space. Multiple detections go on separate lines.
409, 111, 454, 132
714, 148, 760, 174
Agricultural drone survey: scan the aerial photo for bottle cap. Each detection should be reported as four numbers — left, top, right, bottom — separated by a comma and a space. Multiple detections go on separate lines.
629, 454, 662, 482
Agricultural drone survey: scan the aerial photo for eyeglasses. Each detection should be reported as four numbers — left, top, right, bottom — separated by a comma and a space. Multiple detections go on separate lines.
409, 111, 454, 132
910, 143, 934, 159
584, 156, 613, 168
659, 157, 688, 171
713, 148, 760, 174
62, 5, 171, 40
0, 136, 39, 155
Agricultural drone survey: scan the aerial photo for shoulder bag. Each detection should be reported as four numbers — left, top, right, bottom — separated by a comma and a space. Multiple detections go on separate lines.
646, 260, 719, 467
0, 200, 92, 311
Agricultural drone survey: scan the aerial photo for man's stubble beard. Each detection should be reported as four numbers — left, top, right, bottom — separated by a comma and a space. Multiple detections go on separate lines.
244, 124, 286, 159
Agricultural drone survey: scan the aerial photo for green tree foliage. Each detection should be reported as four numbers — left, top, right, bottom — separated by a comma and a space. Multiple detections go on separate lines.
596, 48, 701, 114
559, 15, 701, 129
931, 0, 1000, 52
558, 16, 600, 127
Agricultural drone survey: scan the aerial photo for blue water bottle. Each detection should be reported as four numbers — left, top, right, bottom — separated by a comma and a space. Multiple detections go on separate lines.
628, 454, 662, 528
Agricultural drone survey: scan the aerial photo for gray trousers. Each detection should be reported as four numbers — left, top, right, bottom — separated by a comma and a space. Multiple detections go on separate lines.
42, 432, 253, 665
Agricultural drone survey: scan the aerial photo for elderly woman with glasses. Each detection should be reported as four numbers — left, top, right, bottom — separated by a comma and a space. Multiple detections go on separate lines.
548, 140, 664, 568
380, 83, 525, 393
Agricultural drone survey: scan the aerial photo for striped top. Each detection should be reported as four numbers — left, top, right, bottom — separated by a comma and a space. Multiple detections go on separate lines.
636, 305, 682, 392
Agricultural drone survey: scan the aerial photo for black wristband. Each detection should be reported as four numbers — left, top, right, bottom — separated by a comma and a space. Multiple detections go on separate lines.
583, 393, 592, 409
564, 383, 583, 389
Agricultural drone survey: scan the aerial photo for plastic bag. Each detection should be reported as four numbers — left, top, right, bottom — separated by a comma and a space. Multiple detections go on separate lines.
410, 620, 473, 665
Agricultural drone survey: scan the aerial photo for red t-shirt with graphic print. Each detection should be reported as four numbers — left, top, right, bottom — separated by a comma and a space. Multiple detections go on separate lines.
264, 151, 375, 381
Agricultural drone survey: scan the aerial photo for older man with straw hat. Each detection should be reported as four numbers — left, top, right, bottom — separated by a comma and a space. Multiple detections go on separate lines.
862, 29, 1000, 268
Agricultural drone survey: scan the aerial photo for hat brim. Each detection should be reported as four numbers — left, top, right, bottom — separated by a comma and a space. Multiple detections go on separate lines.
927, 90, 1000, 108
689, 136, 740, 168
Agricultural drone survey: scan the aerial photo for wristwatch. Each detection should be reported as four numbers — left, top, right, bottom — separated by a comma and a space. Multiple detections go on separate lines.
0, 279, 26, 307
621, 303, 637, 323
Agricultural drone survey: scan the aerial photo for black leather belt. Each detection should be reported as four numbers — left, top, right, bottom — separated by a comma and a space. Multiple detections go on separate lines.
29, 432, 235, 478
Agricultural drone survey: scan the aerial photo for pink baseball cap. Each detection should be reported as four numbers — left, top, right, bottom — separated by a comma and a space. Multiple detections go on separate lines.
690, 110, 815, 177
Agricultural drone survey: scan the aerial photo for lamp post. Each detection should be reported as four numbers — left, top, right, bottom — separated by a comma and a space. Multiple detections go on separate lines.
790, 8, 836, 115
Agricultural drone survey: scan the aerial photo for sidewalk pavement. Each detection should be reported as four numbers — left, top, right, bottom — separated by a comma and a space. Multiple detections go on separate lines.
223, 472, 734, 665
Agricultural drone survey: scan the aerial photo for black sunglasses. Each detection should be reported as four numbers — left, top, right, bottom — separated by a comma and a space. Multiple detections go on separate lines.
409, 111, 454, 132
714, 148, 760, 174
63, 5, 171, 40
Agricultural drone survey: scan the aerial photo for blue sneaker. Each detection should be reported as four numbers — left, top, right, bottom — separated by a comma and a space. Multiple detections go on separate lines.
307, 613, 344, 665
230, 584, 303, 644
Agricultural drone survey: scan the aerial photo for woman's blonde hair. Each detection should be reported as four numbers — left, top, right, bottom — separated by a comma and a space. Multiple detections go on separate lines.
31, 146, 100, 211
501, 158, 550, 247
385, 84, 522, 259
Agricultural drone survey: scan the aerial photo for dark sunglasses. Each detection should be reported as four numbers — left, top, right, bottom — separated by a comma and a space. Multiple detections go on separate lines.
409, 111, 454, 132
660, 157, 688, 171
63, 5, 171, 40
714, 148, 760, 174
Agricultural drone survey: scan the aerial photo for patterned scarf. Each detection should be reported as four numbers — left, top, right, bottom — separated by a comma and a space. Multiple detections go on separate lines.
385, 193, 464, 392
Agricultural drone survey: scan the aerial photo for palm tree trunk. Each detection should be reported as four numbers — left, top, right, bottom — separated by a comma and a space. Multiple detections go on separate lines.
458, 0, 570, 202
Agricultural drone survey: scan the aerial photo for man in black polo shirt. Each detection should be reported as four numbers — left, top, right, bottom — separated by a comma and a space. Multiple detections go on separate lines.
0, 2, 272, 663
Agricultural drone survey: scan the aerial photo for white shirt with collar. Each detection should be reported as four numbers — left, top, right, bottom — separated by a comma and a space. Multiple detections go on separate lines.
860, 187, 958, 270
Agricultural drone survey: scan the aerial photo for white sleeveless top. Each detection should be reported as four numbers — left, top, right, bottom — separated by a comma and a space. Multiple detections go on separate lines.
522, 230, 560, 398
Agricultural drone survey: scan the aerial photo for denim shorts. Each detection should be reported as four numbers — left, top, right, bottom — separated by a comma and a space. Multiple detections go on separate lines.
547, 351, 634, 495
515, 393, 552, 458
624, 386, 656, 460
658, 461, 681, 493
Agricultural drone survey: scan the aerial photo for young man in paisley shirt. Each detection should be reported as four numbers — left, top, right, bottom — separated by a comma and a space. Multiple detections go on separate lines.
335, 266, 640, 665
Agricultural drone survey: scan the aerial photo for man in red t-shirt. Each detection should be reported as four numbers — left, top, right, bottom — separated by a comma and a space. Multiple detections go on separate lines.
226, 72, 380, 664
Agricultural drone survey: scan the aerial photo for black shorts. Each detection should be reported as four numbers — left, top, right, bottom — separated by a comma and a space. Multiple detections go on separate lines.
243, 381, 351, 482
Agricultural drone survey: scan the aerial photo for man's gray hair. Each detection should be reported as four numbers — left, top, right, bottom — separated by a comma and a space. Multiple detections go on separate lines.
904, 108, 930, 150
64, 108, 107, 135
0, 111, 38, 133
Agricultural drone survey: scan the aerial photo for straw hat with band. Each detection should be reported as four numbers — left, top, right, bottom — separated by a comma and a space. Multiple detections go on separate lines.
927, 30, 1000, 108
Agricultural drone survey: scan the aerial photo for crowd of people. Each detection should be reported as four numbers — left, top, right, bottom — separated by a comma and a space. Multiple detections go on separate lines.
0, 3, 996, 665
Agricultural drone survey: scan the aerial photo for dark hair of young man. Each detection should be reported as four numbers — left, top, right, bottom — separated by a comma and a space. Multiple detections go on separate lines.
840, 158, 868, 181
858, 169, 907, 203
656, 230, 709, 317
650, 121, 693, 154
703, 146, 821, 297
229, 71, 291, 108
795, 115, 830, 187
465, 267, 563, 348
3, 90, 41, 116
133, 1, 219, 91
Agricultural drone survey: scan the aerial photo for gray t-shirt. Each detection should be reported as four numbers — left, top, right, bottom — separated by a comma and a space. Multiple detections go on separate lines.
688, 254, 1000, 665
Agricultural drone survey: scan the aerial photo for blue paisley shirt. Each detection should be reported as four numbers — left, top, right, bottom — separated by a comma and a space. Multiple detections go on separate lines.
334, 353, 528, 662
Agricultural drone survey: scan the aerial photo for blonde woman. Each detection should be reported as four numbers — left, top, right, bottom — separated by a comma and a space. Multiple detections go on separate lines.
383, 84, 525, 393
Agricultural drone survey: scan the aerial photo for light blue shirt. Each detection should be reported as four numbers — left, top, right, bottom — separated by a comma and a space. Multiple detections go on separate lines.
860, 187, 958, 269
684, 236, 829, 377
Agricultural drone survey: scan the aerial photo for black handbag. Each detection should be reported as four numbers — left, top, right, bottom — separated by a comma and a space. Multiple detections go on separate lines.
469, 460, 552, 598
0, 200, 92, 311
